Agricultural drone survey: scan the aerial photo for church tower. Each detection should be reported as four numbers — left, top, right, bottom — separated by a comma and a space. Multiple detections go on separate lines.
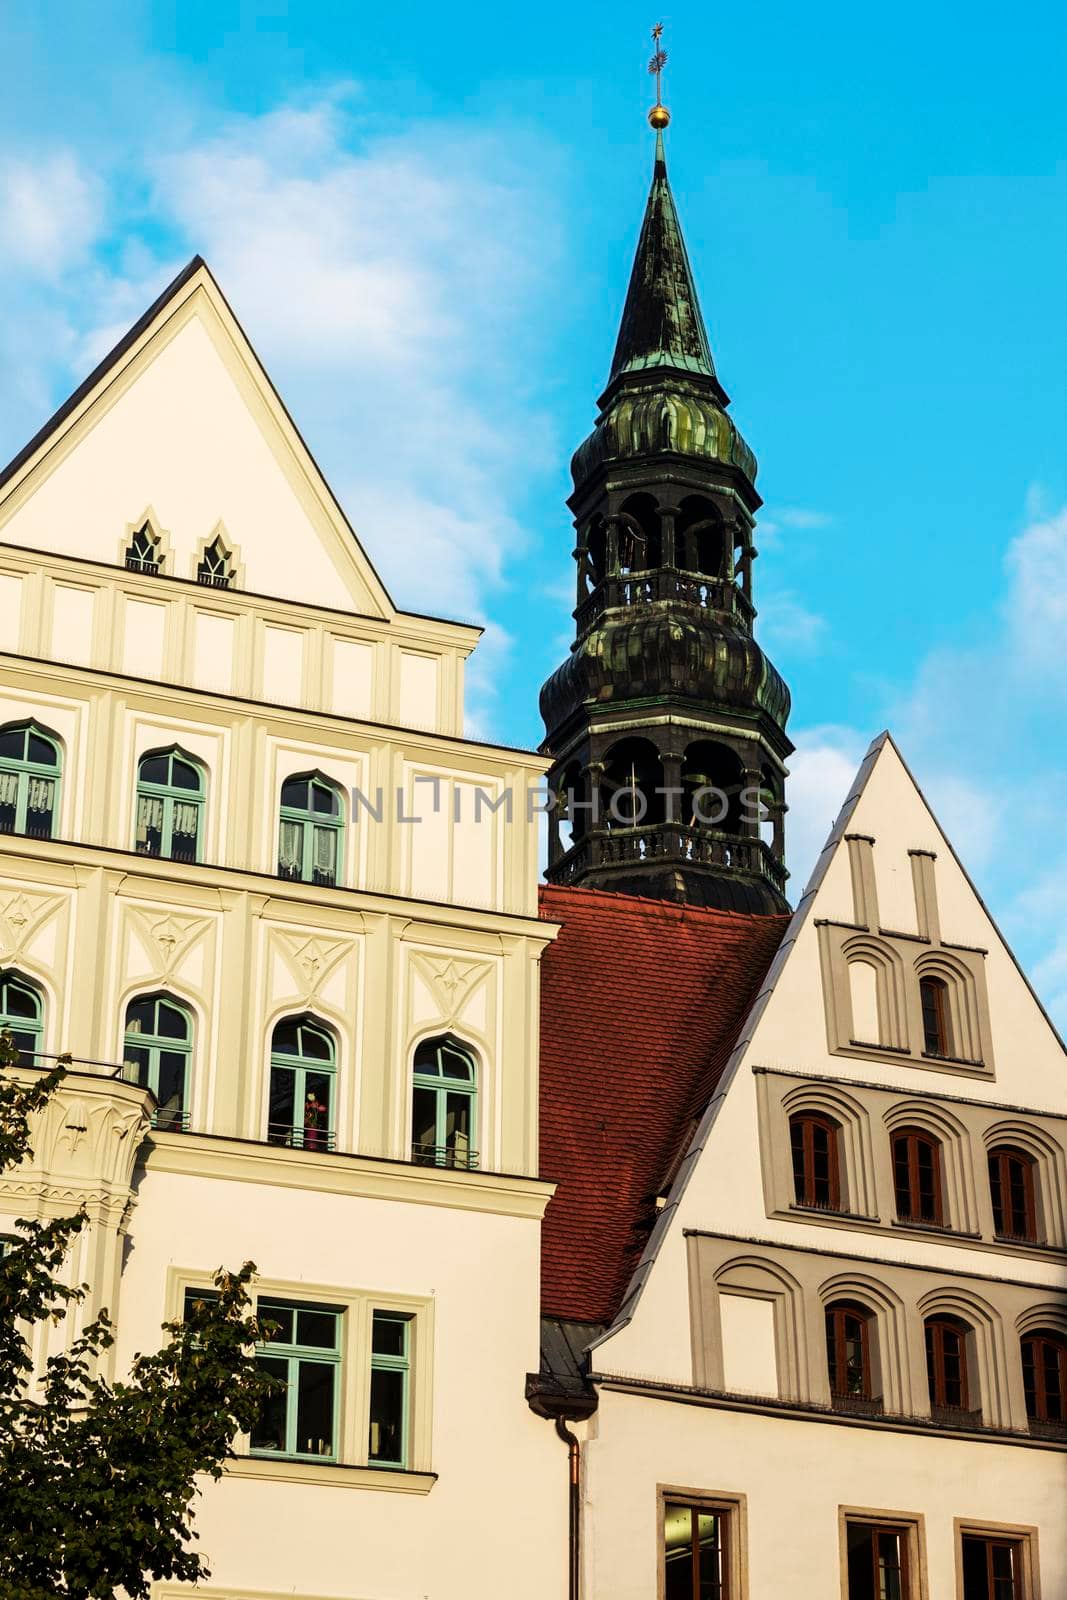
540, 116, 793, 914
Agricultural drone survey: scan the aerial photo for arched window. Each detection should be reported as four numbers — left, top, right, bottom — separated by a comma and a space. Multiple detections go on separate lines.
125, 524, 161, 574
988, 1146, 1038, 1242
0, 972, 43, 1059
268, 1016, 336, 1152
1021, 1330, 1067, 1431
135, 748, 205, 863
196, 535, 234, 589
825, 1301, 877, 1409
278, 774, 344, 887
0, 721, 60, 840
925, 1315, 973, 1419
122, 993, 192, 1131
790, 1113, 841, 1210
919, 975, 952, 1056
891, 1127, 943, 1225
600, 738, 664, 830
681, 741, 744, 833
411, 1035, 477, 1170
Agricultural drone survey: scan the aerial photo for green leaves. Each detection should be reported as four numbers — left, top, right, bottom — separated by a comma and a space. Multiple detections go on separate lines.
0, 1051, 276, 1597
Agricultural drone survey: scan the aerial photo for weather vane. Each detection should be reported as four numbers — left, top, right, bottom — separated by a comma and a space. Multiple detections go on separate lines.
648, 22, 670, 129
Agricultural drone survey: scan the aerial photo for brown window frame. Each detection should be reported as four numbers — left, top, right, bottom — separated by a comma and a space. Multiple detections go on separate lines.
919, 975, 952, 1057
790, 1112, 842, 1211
1021, 1330, 1067, 1427
958, 1527, 1034, 1600
659, 1488, 744, 1600
924, 1315, 972, 1418
988, 1147, 1038, 1242
826, 1301, 876, 1407
844, 1518, 911, 1599
891, 1127, 944, 1225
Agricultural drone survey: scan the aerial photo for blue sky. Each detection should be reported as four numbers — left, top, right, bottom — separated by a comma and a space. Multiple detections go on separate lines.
2, 2, 1067, 1021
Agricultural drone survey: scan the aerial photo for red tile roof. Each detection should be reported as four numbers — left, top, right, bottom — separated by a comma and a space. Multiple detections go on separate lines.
538, 883, 789, 1323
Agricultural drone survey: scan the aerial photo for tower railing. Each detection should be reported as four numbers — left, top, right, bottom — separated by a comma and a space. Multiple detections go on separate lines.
547, 821, 787, 896
574, 567, 755, 636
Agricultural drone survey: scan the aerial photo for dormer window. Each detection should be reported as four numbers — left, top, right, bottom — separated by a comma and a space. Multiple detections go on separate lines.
197, 536, 234, 589
125, 525, 161, 574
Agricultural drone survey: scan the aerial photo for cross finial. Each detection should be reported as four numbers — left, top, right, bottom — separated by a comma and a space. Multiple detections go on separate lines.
648, 22, 670, 129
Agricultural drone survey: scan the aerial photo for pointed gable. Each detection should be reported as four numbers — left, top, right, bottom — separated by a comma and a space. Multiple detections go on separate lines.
0, 259, 394, 617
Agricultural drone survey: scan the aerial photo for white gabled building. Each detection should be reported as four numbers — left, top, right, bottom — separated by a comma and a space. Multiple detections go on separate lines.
537, 737, 1067, 1600
0, 256, 567, 1600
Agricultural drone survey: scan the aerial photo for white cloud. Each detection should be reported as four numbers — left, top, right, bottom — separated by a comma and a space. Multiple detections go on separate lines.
759, 506, 831, 539
785, 723, 869, 891
0, 151, 103, 277
758, 590, 827, 652
1005, 506, 1067, 671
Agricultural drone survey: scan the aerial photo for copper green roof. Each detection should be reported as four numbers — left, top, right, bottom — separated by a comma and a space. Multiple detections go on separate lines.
609, 132, 717, 385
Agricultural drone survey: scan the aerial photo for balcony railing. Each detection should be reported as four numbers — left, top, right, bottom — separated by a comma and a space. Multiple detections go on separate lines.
196, 570, 233, 589
575, 567, 755, 636
125, 555, 160, 575
549, 822, 788, 896
829, 1392, 885, 1419
267, 1122, 336, 1153
411, 1142, 480, 1172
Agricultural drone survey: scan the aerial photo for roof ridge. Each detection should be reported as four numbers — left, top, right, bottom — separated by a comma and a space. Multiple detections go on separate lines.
539, 880, 791, 927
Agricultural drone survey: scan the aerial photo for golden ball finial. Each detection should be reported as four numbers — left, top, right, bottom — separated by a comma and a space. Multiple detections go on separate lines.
648, 103, 671, 130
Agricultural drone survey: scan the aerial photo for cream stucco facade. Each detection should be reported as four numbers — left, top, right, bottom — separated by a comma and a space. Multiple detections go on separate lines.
577, 736, 1067, 1599
0, 259, 567, 1600
0, 251, 1064, 1600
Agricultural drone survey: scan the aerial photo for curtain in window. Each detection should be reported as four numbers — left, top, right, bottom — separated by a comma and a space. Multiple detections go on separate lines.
278, 820, 303, 874
136, 795, 164, 842
172, 802, 200, 847
313, 825, 337, 881
0, 773, 19, 807
26, 778, 54, 815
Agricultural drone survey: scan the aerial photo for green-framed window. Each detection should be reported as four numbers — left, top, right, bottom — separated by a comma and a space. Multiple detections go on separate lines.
251, 1298, 341, 1461
268, 1016, 336, 1152
277, 773, 344, 887
122, 993, 192, 1132
135, 748, 205, 863
368, 1310, 411, 1467
0, 971, 44, 1059
411, 1034, 478, 1170
0, 721, 60, 841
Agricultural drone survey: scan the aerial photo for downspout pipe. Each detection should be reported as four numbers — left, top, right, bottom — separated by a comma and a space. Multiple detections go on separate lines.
555, 1414, 581, 1600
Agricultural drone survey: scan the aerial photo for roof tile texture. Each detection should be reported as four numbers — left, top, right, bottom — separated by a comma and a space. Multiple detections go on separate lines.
539, 883, 788, 1323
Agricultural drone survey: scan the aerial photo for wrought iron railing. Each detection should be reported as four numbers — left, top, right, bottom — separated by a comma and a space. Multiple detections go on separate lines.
150, 1107, 191, 1133
196, 571, 233, 588
411, 1142, 480, 1172
548, 822, 787, 895
125, 556, 160, 575
829, 1392, 885, 1418
575, 567, 755, 635
267, 1122, 336, 1153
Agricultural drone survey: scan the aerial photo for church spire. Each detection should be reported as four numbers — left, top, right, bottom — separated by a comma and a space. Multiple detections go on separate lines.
608, 131, 719, 389
539, 53, 793, 915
